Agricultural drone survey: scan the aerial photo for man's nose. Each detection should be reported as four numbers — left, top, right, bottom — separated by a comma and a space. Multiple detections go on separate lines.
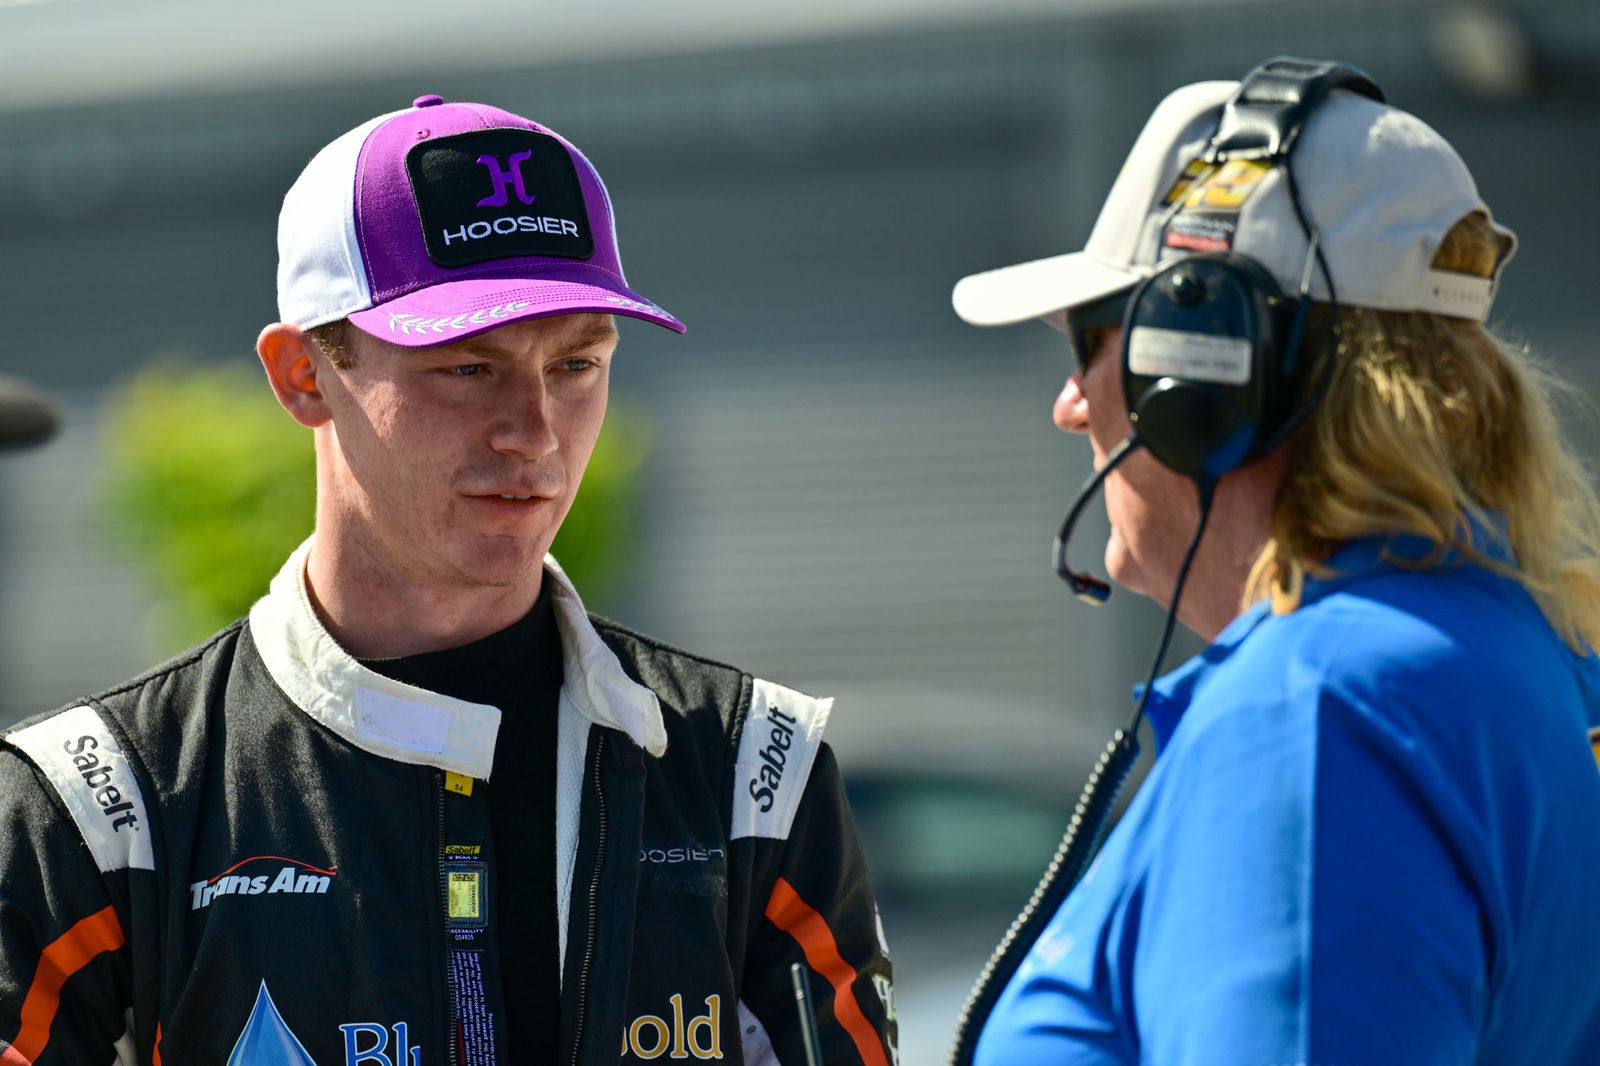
490, 380, 560, 458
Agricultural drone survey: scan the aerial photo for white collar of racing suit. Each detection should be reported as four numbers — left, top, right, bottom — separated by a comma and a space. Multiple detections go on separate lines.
247, 536, 668, 780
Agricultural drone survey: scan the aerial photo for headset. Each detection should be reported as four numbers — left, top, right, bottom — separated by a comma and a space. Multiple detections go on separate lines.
952, 56, 1389, 1066
1124, 57, 1384, 480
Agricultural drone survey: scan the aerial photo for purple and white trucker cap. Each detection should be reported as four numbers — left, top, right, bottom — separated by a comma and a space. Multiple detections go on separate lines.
277, 94, 684, 348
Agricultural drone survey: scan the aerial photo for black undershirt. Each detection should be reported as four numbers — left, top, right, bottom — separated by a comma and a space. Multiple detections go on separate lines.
359, 583, 563, 1061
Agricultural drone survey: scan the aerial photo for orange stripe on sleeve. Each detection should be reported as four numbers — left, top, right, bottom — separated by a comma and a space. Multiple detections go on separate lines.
6, 905, 125, 1063
764, 876, 889, 1066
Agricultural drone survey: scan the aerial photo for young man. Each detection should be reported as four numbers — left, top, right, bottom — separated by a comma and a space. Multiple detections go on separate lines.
948, 58, 1600, 1064
0, 96, 895, 1066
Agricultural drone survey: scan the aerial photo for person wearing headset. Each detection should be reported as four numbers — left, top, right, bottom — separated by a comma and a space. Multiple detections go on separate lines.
947, 58, 1600, 1065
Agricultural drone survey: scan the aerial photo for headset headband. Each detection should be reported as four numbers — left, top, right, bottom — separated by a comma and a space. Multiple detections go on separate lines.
1207, 57, 1385, 165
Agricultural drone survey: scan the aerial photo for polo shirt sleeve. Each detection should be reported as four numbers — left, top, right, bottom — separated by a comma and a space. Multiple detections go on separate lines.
1129, 685, 1486, 1066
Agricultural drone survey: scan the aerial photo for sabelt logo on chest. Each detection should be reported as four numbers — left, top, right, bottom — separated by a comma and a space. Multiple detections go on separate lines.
623, 994, 722, 1061
189, 855, 338, 910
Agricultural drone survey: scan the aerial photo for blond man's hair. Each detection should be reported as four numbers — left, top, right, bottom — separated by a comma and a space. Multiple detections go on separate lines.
306, 319, 355, 368
1245, 212, 1600, 651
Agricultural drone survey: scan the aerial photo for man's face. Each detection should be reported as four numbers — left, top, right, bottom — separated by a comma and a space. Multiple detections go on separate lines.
1052, 324, 1203, 605
314, 312, 617, 592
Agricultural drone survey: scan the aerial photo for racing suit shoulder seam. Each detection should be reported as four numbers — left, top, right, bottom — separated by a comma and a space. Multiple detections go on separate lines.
0, 620, 244, 744
92, 617, 247, 704
589, 613, 752, 679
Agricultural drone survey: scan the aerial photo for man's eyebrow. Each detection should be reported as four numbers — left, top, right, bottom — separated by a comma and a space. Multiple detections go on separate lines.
552, 325, 620, 359
451, 323, 619, 360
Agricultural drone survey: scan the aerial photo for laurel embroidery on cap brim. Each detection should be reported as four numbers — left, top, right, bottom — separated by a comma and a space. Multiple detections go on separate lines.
603, 296, 662, 315
387, 302, 534, 334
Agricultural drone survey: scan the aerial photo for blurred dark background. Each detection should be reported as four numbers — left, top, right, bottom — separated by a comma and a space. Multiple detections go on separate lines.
3, 0, 1597, 1058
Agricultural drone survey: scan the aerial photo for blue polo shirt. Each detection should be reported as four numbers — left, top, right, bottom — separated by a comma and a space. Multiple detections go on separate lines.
975, 535, 1600, 1065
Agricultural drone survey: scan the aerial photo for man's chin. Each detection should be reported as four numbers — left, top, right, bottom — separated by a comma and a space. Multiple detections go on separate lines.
448, 536, 551, 589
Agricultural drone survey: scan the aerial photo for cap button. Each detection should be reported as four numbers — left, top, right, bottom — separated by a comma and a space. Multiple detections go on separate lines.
413, 94, 445, 109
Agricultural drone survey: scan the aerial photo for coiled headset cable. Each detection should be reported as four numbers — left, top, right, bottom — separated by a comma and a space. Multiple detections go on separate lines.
946, 476, 1216, 1066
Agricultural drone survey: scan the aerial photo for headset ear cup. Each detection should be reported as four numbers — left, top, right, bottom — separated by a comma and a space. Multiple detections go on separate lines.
1121, 253, 1292, 478
1129, 377, 1255, 478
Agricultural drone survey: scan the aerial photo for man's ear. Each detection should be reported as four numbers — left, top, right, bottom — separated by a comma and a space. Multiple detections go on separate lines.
257, 323, 333, 429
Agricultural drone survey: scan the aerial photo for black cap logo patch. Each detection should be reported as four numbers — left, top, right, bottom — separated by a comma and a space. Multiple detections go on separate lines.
408, 129, 595, 268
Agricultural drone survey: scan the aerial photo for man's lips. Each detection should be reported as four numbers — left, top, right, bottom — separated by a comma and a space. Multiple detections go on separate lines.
461, 490, 558, 514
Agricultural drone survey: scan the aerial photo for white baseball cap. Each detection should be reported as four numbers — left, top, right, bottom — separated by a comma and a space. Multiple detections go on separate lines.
952, 78, 1515, 330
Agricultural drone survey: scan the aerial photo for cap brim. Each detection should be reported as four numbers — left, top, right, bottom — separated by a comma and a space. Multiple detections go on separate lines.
348, 270, 685, 349
952, 251, 1143, 331
0, 377, 59, 451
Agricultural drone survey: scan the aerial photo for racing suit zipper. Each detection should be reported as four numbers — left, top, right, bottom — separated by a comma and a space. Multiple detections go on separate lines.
568, 732, 607, 1066
436, 773, 459, 1066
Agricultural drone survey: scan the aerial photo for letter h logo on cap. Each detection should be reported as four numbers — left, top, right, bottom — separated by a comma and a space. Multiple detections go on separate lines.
407, 129, 594, 269
475, 151, 536, 207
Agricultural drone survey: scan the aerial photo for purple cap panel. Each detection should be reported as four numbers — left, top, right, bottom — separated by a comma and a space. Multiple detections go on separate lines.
350, 100, 627, 309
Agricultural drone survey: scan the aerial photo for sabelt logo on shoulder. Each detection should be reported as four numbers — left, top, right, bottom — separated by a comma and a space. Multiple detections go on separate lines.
732, 680, 830, 842
747, 706, 799, 815
61, 734, 140, 833
623, 994, 722, 1061
190, 855, 338, 910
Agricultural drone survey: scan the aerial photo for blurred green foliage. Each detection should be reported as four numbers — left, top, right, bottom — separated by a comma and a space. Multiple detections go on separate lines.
104, 357, 647, 650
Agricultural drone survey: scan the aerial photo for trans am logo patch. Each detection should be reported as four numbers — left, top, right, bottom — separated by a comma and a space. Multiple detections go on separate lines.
190, 855, 338, 910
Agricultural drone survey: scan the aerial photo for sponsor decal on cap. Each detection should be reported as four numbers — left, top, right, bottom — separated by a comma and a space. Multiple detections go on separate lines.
407, 129, 594, 268
1162, 158, 1214, 206
1162, 214, 1238, 255
1179, 159, 1270, 211
1160, 158, 1270, 257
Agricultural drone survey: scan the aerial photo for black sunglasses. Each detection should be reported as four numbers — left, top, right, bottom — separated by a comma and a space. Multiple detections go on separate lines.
1065, 289, 1131, 370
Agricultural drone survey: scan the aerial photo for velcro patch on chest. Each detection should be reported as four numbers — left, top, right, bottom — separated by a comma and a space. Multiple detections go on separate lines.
732, 679, 832, 842
6, 705, 154, 872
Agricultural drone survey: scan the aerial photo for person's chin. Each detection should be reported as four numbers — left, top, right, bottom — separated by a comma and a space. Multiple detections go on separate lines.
449, 533, 550, 588
1103, 532, 1147, 600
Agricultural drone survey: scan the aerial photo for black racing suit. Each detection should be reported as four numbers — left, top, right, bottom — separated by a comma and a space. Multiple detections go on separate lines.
0, 544, 897, 1066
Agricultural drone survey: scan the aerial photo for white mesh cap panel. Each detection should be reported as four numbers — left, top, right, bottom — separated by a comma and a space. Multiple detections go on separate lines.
276, 110, 404, 328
